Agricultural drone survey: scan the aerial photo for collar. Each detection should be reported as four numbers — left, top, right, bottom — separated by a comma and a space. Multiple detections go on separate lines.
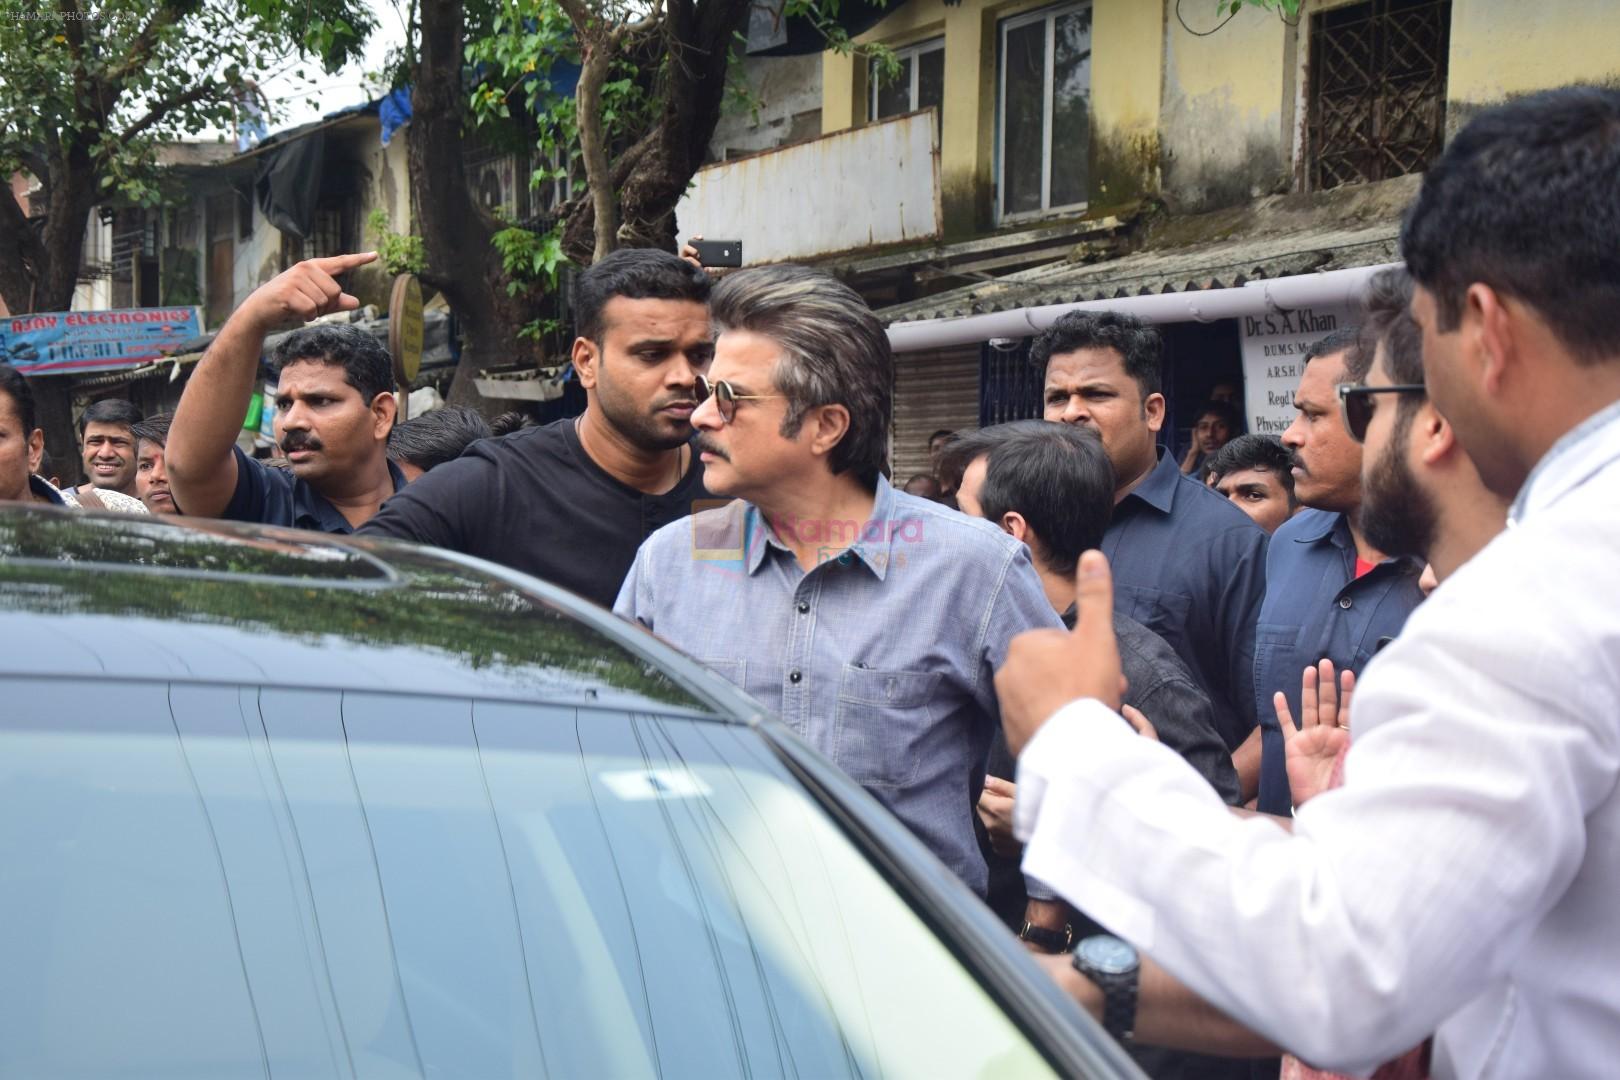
295, 458, 408, 533
1120, 447, 1180, 515
28, 474, 67, 506
1510, 398, 1620, 524
743, 475, 897, 580
1290, 507, 1351, 547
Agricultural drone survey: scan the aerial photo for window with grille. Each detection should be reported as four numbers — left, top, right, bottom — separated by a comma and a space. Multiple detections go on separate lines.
1306, 0, 1451, 191
979, 341, 1045, 427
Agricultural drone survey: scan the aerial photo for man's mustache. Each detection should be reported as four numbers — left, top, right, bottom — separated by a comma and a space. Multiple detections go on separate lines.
694, 435, 730, 461
281, 432, 323, 454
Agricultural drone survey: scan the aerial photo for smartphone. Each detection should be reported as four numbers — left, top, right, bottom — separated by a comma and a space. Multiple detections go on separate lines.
691, 239, 743, 268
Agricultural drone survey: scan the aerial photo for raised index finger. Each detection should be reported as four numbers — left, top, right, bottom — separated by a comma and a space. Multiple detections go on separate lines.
311, 251, 379, 274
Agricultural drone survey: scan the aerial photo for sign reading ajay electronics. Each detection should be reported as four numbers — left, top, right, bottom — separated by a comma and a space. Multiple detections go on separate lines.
1239, 305, 1357, 436
1, 308, 203, 376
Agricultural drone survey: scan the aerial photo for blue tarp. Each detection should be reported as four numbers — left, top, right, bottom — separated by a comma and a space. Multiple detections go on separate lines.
379, 87, 413, 146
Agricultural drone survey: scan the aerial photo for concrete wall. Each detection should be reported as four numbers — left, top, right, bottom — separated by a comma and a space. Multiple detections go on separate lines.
676, 112, 940, 262
709, 53, 824, 161
1446, 0, 1620, 135
1159, 3, 1294, 212
1088, 0, 1164, 210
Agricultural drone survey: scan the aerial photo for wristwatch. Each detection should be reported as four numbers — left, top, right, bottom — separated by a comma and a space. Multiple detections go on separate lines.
1072, 934, 1140, 1043
1018, 920, 1074, 954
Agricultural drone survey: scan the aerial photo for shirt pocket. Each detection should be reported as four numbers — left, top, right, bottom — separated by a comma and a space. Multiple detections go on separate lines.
1114, 583, 1192, 645
832, 665, 941, 790
699, 658, 747, 690
1252, 622, 1305, 722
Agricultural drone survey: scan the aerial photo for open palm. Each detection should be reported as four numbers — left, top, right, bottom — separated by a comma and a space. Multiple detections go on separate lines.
1273, 660, 1355, 809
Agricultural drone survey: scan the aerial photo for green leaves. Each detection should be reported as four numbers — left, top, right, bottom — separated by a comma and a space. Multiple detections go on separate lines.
1219, 0, 1302, 16
367, 209, 428, 276
492, 224, 570, 291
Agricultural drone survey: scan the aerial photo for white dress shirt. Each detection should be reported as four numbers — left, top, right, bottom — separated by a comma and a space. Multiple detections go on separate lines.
1015, 399, 1620, 1079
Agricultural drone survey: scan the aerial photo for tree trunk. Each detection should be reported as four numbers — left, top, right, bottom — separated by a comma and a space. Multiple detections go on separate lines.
409, 0, 543, 408
0, 186, 47, 316
560, 0, 753, 260
573, 40, 621, 264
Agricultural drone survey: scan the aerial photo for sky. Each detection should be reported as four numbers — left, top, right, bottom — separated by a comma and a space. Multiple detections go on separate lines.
256, 0, 410, 135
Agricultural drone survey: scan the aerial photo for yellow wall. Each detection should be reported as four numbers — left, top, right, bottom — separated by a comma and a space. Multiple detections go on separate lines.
1159, 3, 1292, 210
824, 0, 1166, 235
1448, 0, 1620, 109
1089, 0, 1164, 207
825, 0, 1620, 234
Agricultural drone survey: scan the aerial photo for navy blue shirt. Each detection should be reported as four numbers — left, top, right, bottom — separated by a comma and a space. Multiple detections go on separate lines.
1252, 508, 1425, 814
1101, 448, 1269, 750
222, 445, 406, 534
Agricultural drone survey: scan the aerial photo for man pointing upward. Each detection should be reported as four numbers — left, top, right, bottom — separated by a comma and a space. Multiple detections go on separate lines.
167, 252, 406, 533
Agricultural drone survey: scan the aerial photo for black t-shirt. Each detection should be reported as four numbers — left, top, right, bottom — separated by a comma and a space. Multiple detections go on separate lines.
359, 418, 709, 608
223, 445, 407, 534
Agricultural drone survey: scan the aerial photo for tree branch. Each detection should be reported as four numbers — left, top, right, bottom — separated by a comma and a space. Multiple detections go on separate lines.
116, 82, 222, 148
104, 4, 181, 85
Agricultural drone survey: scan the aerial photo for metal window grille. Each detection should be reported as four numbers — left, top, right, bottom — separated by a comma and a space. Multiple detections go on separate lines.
979, 340, 1046, 427
1306, 0, 1451, 191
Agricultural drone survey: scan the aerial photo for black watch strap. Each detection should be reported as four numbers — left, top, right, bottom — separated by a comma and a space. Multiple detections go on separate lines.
1018, 921, 1074, 953
1098, 969, 1138, 1042
1072, 936, 1140, 1043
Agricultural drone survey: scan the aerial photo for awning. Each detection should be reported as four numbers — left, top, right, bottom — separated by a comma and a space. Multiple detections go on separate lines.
886, 263, 1398, 353
878, 219, 1401, 327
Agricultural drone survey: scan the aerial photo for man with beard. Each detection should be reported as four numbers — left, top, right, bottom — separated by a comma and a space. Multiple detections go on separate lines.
361, 249, 713, 608
167, 252, 405, 533
1248, 329, 1425, 814
997, 87, 1620, 1078
1352, 268, 1508, 598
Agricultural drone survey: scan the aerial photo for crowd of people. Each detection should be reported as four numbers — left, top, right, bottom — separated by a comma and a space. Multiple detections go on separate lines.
0, 85, 1616, 1078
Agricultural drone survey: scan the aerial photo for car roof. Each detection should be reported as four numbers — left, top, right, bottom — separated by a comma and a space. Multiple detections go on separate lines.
0, 505, 736, 717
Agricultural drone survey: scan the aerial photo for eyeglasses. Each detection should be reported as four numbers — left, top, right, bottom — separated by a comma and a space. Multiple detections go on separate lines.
695, 375, 782, 424
1338, 383, 1427, 443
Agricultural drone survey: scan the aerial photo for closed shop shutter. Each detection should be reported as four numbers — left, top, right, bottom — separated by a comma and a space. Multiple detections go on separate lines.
891, 345, 980, 485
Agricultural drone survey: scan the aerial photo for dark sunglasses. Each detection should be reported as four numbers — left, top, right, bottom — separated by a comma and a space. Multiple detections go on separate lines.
695, 375, 782, 424
1337, 383, 1427, 443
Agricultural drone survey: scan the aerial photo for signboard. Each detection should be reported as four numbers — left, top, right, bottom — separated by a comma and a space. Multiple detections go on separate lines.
387, 274, 424, 387
1239, 305, 1356, 436
0, 307, 202, 376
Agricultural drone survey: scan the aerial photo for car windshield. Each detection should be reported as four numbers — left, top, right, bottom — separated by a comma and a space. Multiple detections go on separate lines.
0, 678, 1058, 1080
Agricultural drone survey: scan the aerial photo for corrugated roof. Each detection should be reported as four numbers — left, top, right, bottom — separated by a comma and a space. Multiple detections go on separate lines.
877, 221, 1401, 325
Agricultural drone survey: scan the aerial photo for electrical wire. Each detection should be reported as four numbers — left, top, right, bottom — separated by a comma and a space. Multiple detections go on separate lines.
1175, 0, 1241, 37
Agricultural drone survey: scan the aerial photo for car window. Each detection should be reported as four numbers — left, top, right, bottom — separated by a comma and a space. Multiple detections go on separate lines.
0, 676, 1060, 1079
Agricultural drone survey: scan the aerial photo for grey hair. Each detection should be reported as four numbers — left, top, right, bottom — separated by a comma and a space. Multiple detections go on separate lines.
709, 264, 892, 486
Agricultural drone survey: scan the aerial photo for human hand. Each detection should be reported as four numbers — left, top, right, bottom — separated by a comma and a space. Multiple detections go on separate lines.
1180, 445, 1200, 474
1273, 659, 1354, 808
679, 234, 704, 269
977, 775, 1020, 857
995, 550, 1124, 757
238, 252, 377, 335
1121, 704, 1160, 741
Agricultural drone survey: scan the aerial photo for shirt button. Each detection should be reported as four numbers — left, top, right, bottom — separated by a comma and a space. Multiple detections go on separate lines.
789, 670, 803, 683
796, 601, 810, 614
1338, 596, 1354, 609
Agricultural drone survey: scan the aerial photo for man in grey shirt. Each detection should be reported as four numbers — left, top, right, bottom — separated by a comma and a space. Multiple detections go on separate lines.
615, 265, 1061, 898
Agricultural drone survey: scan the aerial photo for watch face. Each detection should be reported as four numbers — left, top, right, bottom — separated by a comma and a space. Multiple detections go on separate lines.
1078, 935, 1138, 975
